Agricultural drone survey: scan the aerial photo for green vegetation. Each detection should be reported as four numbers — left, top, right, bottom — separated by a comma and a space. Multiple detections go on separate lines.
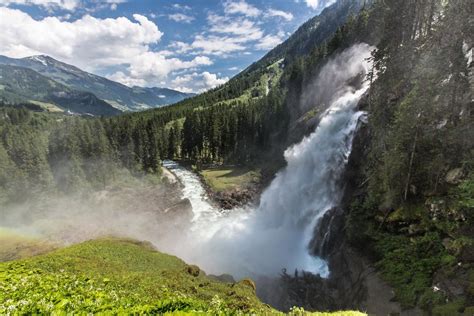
0, 237, 366, 315
0, 238, 271, 314
343, 0, 473, 312
0, 0, 472, 313
288, 310, 365, 316
200, 167, 261, 192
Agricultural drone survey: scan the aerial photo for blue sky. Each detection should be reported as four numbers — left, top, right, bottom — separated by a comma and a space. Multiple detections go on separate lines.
0, 0, 336, 92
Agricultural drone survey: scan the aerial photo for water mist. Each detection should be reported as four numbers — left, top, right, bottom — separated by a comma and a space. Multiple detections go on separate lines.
166, 43, 375, 279
1, 43, 374, 282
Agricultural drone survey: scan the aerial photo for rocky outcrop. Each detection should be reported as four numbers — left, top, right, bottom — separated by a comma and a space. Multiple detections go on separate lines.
163, 198, 193, 222
257, 95, 423, 315
209, 188, 258, 209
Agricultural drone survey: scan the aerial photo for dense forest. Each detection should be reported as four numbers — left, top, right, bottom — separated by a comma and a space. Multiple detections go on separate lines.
0, 0, 472, 313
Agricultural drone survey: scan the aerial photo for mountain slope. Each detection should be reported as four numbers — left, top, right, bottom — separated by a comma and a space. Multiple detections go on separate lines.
131, 0, 369, 123
244, 0, 369, 73
0, 55, 194, 111
0, 64, 120, 116
0, 234, 366, 315
0, 236, 272, 314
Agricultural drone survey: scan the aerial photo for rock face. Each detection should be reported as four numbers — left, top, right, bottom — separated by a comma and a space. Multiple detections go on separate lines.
445, 168, 465, 184
163, 198, 193, 222
257, 98, 423, 315
211, 188, 257, 209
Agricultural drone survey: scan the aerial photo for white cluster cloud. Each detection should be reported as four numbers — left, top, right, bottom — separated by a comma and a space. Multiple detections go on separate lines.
0, 0, 300, 93
172, 3, 191, 11
265, 9, 294, 21
168, 13, 194, 23
172, 0, 292, 57
171, 71, 228, 93
0, 8, 162, 68
304, 0, 337, 10
128, 54, 212, 81
0, 7, 217, 92
0, 0, 79, 10
305, 0, 319, 9
256, 31, 286, 50
224, 0, 260, 17
0, 0, 127, 11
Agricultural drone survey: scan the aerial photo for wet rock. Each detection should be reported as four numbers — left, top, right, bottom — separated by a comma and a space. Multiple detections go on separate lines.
442, 238, 452, 250
239, 278, 256, 292
163, 198, 193, 222
212, 188, 257, 210
460, 244, 474, 262
185, 264, 201, 277
309, 207, 345, 258
445, 168, 464, 184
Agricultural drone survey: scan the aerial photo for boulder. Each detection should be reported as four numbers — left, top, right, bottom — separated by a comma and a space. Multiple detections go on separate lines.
445, 168, 464, 184
239, 278, 256, 292
185, 264, 201, 277
163, 198, 193, 221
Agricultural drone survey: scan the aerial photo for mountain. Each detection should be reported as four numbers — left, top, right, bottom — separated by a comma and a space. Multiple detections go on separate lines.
244, 0, 369, 73
0, 55, 194, 111
0, 64, 120, 116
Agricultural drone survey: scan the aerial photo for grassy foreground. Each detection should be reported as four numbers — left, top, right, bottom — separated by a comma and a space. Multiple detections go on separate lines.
0, 234, 366, 315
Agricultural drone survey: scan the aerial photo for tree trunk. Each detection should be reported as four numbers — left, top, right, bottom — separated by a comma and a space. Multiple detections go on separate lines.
404, 129, 418, 200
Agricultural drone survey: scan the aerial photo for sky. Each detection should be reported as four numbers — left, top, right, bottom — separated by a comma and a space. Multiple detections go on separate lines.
0, 0, 336, 93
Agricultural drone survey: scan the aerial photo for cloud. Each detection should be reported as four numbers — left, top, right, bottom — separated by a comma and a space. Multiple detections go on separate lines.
128, 54, 212, 80
208, 14, 262, 40
0, 0, 79, 10
256, 31, 286, 50
304, 0, 336, 10
0, 8, 163, 69
202, 71, 228, 88
191, 35, 247, 55
179, 12, 265, 56
0, 7, 217, 91
170, 71, 229, 93
108, 54, 213, 88
265, 9, 293, 21
107, 71, 146, 87
172, 3, 191, 11
169, 12, 265, 56
305, 0, 319, 8
224, 0, 260, 17
168, 13, 194, 23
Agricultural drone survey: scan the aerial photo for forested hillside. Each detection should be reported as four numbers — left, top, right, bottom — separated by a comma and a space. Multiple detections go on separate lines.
345, 0, 473, 312
0, 0, 472, 314
0, 0, 372, 204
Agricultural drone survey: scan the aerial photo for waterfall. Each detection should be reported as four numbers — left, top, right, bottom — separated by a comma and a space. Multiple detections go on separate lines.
166, 43, 374, 279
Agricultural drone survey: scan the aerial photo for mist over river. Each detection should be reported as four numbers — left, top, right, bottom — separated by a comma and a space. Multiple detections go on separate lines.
162, 44, 374, 279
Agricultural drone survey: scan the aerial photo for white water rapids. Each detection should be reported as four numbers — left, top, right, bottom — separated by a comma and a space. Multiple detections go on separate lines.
162, 44, 374, 279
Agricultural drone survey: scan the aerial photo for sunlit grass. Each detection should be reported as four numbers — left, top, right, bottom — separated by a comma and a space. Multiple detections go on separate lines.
200, 166, 261, 192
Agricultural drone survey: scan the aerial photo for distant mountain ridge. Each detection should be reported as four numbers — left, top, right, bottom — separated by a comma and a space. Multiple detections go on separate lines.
0, 55, 194, 111
0, 64, 120, 116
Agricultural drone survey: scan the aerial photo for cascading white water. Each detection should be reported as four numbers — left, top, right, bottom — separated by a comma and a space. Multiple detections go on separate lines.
165, 43, 374, 279
0, 44, 374, 283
